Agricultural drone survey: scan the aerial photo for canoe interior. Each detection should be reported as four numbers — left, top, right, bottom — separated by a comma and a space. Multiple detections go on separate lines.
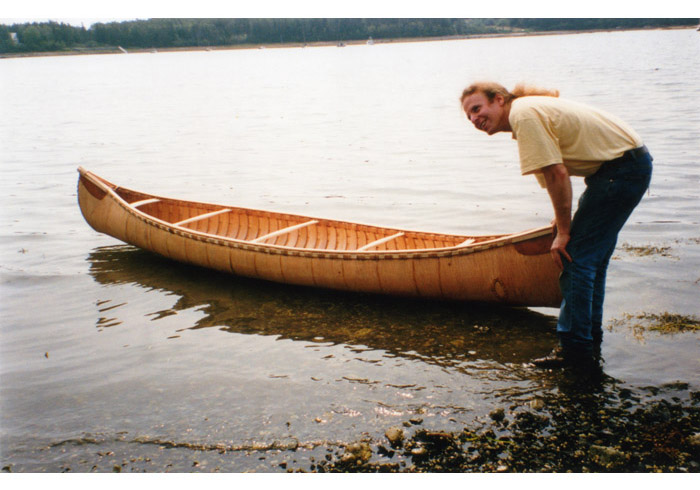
99, 177, 507, 253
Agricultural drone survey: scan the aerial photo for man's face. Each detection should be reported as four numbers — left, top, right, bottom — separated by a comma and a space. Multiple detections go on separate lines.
462, 92, 508, 135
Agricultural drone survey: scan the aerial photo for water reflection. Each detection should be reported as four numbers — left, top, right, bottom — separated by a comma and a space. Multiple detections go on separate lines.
86, 246, 698, 473
87, 245, 559, 367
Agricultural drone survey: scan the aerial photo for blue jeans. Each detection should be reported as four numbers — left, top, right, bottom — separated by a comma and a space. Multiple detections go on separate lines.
557, 147, 653, 356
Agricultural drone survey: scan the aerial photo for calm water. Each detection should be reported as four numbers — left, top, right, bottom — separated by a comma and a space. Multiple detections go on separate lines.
1, 29, 699, 472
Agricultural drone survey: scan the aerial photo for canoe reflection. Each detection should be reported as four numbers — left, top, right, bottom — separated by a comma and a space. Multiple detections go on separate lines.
87, 245, 558, 366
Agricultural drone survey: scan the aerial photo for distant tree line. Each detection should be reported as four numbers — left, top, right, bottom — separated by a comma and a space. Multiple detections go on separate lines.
1, 18, 697, 54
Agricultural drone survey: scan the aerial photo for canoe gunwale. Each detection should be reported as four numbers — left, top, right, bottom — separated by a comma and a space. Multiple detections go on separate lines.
77, 167, 554, 260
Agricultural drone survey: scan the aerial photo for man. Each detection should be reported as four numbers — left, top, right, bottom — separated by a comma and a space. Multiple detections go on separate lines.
461, 82, 652, 368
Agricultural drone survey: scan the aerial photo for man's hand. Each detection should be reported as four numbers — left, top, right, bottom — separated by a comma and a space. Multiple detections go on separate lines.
551, 231, 572, 270
540, 163, 574, 270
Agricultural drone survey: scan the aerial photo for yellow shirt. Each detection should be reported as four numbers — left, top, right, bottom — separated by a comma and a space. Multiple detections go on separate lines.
509, 96, 643, 187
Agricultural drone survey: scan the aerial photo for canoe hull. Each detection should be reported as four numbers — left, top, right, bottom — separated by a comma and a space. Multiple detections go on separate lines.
78, 169, 562, 307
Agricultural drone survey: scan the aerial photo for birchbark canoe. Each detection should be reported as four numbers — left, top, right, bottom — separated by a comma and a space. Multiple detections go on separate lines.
77, 167, 563, 307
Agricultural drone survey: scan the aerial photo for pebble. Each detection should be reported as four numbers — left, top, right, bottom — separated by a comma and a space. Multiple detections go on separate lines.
688, 432, 700, 447
411, 447, 428, 457
529, 399, 545, 411
489, 408, 506, 422
342, 442, 372, 465
385, 426, 405, 447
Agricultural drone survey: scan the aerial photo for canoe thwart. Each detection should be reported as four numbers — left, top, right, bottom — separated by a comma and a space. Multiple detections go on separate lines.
356, 232, 405, 252
131, 198, 161, 208
459, 238, 476, 246
174, 209, 232, 227
251, 220, 319, 244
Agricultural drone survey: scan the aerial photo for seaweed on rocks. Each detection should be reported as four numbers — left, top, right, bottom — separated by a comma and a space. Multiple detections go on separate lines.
609, 312, 700, 342
301, 374, 700, 473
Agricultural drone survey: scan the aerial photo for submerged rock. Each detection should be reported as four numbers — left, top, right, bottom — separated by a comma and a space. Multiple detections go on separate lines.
688, 432, 700, 448
411, 447, 428, 457
529, 399, 545, 411
341, 442, 372, 465
385, 426, 405, 448
489, 408, 506, 422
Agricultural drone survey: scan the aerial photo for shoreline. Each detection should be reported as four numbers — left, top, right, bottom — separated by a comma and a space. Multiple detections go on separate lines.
4, 369, 698, 472
1, 26, 693, 59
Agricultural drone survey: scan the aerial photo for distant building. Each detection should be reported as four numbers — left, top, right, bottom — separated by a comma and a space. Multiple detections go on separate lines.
9, 32, 19, 44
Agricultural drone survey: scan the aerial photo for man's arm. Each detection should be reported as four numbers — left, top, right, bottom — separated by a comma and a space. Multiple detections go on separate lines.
540, 163, 573, 270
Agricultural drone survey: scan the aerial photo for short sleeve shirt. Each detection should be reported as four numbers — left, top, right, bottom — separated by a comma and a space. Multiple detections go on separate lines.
509, 97, 643, 187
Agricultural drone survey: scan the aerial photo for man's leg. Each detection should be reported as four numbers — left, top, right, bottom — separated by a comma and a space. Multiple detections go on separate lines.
591, 242, 617, 343
536, 153, 652, 367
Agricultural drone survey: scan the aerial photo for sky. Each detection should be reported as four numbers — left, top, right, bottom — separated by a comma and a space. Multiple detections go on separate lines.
2, 0, 698, 28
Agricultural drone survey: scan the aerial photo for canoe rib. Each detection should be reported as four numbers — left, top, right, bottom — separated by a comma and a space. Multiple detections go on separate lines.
77, 167, 562, 306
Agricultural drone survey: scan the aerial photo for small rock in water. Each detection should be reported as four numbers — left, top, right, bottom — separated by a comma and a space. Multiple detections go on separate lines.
529, 399, 545, 411
489, 408, 506, 422
342, 442, 372, 465
687, 432, 700, 447
411, 447, 428, 457
385, 426, 405, 447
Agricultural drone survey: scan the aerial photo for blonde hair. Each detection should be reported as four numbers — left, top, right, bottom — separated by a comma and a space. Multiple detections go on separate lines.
460, 81, 559, 105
